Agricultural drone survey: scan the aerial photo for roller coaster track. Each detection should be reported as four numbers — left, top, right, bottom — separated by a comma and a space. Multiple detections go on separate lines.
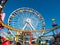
0, 21, 60, 32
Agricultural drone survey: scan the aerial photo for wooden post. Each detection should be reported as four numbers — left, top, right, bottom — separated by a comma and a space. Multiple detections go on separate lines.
22, 32, 25, 45
15, 31, 19, 42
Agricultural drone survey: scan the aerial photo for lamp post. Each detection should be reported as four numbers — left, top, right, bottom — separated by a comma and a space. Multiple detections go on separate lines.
52, 18, 58, 34
52, 18, 59, 44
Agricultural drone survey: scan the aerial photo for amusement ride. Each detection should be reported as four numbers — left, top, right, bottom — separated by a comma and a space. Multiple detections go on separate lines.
0, 0, 60, 45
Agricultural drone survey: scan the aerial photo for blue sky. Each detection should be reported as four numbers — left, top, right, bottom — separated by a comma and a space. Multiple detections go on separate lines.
1, 0, 60, 34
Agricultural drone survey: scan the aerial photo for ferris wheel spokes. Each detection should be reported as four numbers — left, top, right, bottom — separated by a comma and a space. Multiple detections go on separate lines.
28, 23, 35, 30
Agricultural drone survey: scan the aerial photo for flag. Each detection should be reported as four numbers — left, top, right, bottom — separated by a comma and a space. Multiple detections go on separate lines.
1, 13, 5, 21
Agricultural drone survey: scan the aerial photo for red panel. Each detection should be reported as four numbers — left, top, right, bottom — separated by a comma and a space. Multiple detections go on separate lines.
2, 40, 10, 45
30, 32, 32, 45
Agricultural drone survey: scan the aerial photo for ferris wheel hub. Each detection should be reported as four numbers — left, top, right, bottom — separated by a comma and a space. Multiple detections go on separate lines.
25, 18, 31, 24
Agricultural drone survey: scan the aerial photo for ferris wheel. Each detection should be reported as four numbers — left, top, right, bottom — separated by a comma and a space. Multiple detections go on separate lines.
8, 7, 45, 38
